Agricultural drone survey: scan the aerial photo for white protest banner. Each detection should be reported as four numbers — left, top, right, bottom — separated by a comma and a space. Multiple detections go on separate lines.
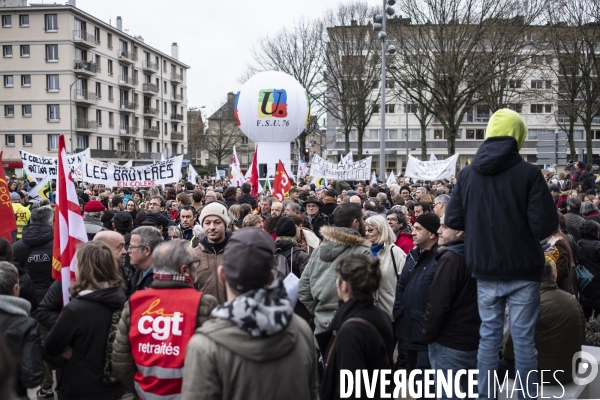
82, 155, 183, 187
386, 171, 397, 186
405, 154, 459, 181
310, 154, 371, 181
20, 148, 90, 181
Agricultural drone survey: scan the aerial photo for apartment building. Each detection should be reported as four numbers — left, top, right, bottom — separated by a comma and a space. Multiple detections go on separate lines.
0, 0, 189, 168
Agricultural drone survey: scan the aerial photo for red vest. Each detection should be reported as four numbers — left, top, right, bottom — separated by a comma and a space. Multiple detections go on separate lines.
129, 287, 203, 399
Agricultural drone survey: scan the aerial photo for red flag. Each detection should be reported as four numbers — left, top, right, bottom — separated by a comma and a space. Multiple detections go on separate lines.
0, 152, 17, 242
52, 135, 88, 305
272, 160, 292, 202
250, 144, 259, 198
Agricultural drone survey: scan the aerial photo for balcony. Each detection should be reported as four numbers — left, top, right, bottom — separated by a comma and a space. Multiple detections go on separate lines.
143, 127, 160, 138
118, 75, 137, 88
119, 100, 138, 112
463, 114, 490, 123
118, 49, 138, 64
142, 60, 158, 72
73, 60, 97, 76
119, 125, 139, 135
142, 82, 159, 94
171, 93, 183, 102
139, 152, 161, 160
170, 113, 183, 121
74, 119, 98, 132
171, 132, 184, 141
91, 149, 117, 159
171, 72, 183, 82
73, 89, 98, 105
143, 106, 158, 116
116, 151, 137, 159
73, 30, 99, 48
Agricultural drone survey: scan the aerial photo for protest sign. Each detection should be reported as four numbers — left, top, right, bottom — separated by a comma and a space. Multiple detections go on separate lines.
310, 154, 371, 181
82, 155, 183, 187
28, 175, 54, 201
405, 154, 459, 181
20, 149, 89, 181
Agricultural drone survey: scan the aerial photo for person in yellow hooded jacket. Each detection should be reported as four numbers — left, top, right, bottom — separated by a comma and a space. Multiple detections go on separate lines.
11, 191, 30, 240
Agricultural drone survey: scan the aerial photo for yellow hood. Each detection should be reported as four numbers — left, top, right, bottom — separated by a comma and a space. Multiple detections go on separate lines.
485, 109, 527, 150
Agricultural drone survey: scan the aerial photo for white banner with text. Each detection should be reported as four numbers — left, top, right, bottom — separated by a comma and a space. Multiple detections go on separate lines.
82, 155, 183, 187
405, 154, 459, 181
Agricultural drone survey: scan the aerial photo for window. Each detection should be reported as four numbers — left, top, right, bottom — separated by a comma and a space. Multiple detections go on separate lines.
385, 81, 394, 89
526, 33, 540, 41
47, 134, 58, 150
545, 80, 552, 89
171, 123, 177, 133
47, 104, 60, 121
109, 112, 114, 128
164, 122, 167, 133
508, 103, 523, 113
96, 109, 102, 126
157, 142, 161, 152
388, 129, 398, 139
22, 105, 31, 116
402, 129, 421, 140
3, 45, 12, 57
531, 80, 551, 89
545, 104, 552, 113
20, 45, 29, 57
5, 135, 15, 146
530, 104, 552, 114
19, 15, 28, 27
107, 60, 113, 76
95, 82, 101, 99
22, 134, 32, 145
434, 129, 448, 139
508, 80, 522, 89
107, 33, 112, 49
94, 27, 100, 43
465, 129, 485, 139
4, 75, 13, 87
574, 130, 584, 140
108, 138, 114, 150
5, 105, 14, 117
45, 14, 57, 31
95, 136, 102, 150
45, 44, 58, 61
46, 74, 59, 91
404, 104, 417, 113
385, 104, 395, 113
163, 80, 167, 93
163, 59, 167, 71
76, 135, 88, 149
21, 75, 30, 87
108, 86, 113, 102
2, 15, 11, 27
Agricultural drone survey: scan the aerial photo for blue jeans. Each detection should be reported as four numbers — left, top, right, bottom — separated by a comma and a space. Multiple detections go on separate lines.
429, 342, 478, 400
477, 280, 540, 400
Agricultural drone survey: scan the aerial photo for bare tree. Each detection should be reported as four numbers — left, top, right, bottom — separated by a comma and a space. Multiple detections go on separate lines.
205, 97, 244, 167
187, 109, 205, 166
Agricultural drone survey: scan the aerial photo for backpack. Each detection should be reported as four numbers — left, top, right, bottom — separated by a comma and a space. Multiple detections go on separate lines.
273, 248, 292, 280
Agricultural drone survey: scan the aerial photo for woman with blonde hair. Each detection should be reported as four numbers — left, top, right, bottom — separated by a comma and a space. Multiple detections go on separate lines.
44, 241, 126, 400
365, 214, 407, 321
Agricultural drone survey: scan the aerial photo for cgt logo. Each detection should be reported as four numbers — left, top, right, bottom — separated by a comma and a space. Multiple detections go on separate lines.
138, 299, 184, 340
257, 89, 288, 119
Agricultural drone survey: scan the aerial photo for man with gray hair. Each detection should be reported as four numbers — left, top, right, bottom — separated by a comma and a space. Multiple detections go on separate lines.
283, 200, 302, 216
0, 261, 44, 398
113, 240, 218, 399
433, 194, 451, 217
128, 226, 164, 294
415, 186, 427, 200
565, 197, 585, 242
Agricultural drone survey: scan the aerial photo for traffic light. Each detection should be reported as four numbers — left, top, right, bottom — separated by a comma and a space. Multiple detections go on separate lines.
303, 147, 310, 162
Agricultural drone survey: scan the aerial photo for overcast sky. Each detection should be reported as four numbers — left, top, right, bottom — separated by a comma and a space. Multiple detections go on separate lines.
76, 0, 382, 116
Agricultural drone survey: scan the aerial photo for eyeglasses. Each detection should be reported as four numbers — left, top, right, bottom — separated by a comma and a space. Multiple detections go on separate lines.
128, 245, 148, 251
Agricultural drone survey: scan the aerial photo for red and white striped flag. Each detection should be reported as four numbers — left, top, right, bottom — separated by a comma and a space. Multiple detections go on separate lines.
52, 135, 88, 305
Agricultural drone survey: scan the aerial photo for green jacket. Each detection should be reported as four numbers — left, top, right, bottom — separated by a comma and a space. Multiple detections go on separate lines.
298, 226, 372, 337
182, 315, 318, 400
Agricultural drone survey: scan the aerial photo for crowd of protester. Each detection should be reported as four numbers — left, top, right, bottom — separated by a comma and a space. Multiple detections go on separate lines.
0, 108, 595, 399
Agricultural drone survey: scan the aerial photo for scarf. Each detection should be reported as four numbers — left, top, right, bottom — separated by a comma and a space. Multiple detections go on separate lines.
276, 236, 299, 247
0, 294, 30, 316
212, 279, 293, 337
371, 243, 384, 257
154, 273, 194, 284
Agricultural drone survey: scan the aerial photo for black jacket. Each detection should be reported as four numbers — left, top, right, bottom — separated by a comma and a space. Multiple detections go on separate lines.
422, 240, 481, 351
275, 239, 312, 322
393, 244, 439, 352
224, 198, 237, 209
13, 224, 55, 303
44, 286, 127, 400
130, 268, 154, 295
236, 193, 257, 210
577, 236, 600, 308
306, 212, 329, 241
320, 202, 337, 217
580, 171, 596, 193
0, 298, 44, 397
445, 137, 558, 281
316, 299, 393, 400
36, 280, 62, 330
11, 260, 38, 311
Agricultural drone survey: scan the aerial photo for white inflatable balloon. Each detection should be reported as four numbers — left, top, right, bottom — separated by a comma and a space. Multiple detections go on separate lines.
234, 71, 310, 142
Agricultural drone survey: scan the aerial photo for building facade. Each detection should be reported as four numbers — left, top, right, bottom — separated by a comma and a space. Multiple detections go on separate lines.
0, 1, 189, 168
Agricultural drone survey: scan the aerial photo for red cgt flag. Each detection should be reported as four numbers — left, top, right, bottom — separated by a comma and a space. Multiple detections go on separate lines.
250, 144, 259, 198
272, 160, 292, 202
52, 135, 88, 305
0, 152, 17, 242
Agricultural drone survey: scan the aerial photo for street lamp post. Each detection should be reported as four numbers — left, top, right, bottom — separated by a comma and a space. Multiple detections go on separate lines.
405, 97, 409, 170
69, 77, 80, 154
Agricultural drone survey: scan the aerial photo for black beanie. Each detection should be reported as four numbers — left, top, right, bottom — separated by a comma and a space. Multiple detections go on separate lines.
415, 213, 441, 236
276, 216, 297, 237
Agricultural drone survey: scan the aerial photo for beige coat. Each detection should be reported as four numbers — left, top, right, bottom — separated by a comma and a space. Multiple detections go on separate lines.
376, 243, 407, 321
193, 241, 227, 304
182, 315, 318, 400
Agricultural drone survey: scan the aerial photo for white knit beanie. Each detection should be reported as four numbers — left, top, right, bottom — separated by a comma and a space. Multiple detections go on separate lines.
200, 202, 231, 226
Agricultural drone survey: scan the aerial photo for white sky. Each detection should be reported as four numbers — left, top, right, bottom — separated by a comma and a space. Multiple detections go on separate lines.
76, 0, 382, 116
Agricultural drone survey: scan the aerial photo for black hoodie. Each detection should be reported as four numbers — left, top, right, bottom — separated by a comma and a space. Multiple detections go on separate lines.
44, 286, 126, 400
445, 137, 558, 281
13, 223, 54, 303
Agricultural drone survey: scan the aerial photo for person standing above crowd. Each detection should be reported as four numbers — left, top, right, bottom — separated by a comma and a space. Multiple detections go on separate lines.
445, 108, 558, 398
182, 228, 318, 400
113, 240, 218, 399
